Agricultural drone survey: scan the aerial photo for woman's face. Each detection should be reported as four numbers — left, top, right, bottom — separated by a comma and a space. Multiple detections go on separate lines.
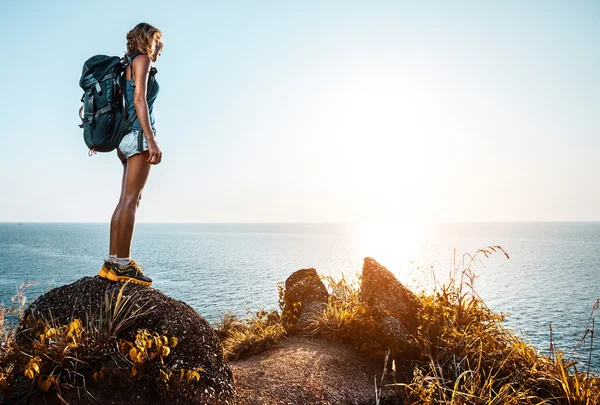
150, 37, 163, 62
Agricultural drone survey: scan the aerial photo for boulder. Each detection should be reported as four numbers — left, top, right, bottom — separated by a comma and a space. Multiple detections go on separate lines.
281, 268, 329, 333
360, 257, 421, 356
14, 276, 234, 405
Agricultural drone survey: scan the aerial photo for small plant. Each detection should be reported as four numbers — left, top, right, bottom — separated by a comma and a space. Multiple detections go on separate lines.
118, 328, 204, 388
214, 308, 245, 341
1, 312, 108, 403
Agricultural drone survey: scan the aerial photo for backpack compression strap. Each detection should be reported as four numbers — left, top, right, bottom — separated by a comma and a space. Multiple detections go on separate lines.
78, 69, 122, 129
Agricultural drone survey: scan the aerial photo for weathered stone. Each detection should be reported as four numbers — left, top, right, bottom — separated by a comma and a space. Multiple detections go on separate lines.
360, 257, 421, 356
15, 276, 235, 405
281, 268, 329, 332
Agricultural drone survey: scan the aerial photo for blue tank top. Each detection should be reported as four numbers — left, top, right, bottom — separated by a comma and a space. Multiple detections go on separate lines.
124, 54, 159, 132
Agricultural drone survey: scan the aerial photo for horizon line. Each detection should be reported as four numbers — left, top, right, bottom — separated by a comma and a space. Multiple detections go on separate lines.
2, 221, 600, 224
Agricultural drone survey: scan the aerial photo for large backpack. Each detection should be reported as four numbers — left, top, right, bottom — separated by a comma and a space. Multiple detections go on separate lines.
78, 53, 141, 156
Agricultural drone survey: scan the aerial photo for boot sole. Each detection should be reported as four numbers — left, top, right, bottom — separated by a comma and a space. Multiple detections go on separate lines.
98, 267, 110, 278
106, 271, 152, 286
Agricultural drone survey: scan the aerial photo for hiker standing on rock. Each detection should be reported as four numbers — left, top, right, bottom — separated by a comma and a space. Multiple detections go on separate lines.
97, 22, 163, 287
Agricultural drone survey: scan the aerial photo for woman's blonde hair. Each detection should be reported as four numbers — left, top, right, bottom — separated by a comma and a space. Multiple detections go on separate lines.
126, 22, 162, 56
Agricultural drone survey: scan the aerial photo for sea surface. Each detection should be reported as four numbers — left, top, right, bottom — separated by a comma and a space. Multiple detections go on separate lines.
1, 222, 599, 369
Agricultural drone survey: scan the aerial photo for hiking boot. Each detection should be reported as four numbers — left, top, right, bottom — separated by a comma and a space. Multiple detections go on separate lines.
106, 259, 153, 286
98, 259, 115, 279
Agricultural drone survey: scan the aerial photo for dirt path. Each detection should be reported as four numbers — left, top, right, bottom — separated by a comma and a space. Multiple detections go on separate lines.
231, 335, 388, 405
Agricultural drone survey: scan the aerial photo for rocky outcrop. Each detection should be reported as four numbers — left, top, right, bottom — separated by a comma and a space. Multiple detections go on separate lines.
360, 257, 421, 357
15, 276, 234, 405
280, 268, 329, 332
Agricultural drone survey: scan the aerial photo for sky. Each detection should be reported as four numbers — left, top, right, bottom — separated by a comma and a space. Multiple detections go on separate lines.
0, 0, 598, 223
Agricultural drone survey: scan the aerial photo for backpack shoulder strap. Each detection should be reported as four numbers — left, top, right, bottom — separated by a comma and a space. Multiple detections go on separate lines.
125, 52, 149, 87
129, 51, 145, 59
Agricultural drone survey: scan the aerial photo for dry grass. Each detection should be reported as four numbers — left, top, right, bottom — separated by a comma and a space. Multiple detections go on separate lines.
287, 246, 600, 404
216, 308, 287, 361
214, 246, 600, 403
383, 246, 600, 404
301, 272, 395, 358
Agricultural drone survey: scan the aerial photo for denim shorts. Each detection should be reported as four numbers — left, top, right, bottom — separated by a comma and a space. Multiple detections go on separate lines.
118, 128, 157, 159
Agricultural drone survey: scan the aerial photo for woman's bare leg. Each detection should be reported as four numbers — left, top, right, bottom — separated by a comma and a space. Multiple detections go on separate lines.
109, 155, 128, 256
116, 151, 152, 258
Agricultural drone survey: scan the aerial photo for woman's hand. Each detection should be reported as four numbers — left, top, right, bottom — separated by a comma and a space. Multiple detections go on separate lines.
147, 138, 162, 165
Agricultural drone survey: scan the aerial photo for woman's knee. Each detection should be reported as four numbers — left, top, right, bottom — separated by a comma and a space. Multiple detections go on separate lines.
122, 192, 143, 209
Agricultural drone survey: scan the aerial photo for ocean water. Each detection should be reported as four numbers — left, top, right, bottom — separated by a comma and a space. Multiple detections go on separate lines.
1, 222, 599, 369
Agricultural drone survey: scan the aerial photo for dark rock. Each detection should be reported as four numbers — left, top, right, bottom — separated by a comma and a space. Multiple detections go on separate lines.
15, 276, 235, 405
281, 268, 329, 332
360, 257, 421, 356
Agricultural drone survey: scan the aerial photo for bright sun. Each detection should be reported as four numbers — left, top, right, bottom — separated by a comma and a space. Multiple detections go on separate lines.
316, 71, 440, 224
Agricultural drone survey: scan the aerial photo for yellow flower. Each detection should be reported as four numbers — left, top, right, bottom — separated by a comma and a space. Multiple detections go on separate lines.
45, 328, 57, 339
24, 356, 41, 380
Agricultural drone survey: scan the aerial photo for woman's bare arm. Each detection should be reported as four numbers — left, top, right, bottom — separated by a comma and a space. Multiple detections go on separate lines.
131, 55, 162, 164
132, 55, 154, 142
